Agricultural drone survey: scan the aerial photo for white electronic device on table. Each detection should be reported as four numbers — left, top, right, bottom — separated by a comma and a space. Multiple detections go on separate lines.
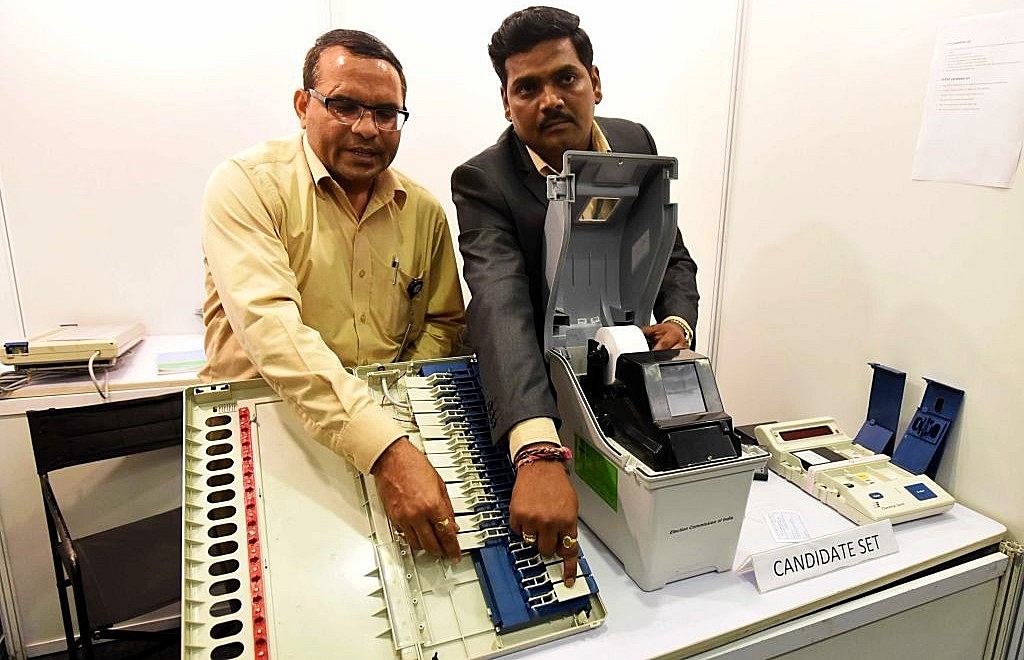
2, 323, 145, 368
754, 417, 955, 525
542, 151, 768, 592
182, 365, 606, 660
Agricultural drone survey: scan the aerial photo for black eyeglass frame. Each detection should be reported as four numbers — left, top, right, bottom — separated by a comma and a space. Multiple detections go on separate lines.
306, 88, 410, 131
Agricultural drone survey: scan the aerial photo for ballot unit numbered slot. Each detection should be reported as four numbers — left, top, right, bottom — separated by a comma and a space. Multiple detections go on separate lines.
399, 360, 600, 633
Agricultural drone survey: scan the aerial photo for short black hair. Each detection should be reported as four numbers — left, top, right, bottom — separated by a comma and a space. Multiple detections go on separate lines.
303, 29, 407, 99
488, 6, 594, 88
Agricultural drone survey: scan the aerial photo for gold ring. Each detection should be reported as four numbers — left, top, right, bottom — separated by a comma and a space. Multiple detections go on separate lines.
562, 535, 578, 549
522, 533, 537, 544
434, 518, 451, 532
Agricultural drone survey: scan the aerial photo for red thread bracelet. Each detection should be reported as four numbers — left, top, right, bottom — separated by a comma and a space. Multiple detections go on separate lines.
513, 445, 573, 471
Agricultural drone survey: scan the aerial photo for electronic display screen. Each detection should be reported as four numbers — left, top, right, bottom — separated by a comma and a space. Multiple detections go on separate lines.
779, 425, 835, 441
659, 362, 706, 417
792, 447, 848, 469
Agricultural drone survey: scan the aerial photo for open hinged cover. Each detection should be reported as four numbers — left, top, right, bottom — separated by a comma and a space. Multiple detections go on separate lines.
541, 150, 745, 472
539, 151, 768, 591
891, 378, 965, 478
542, 150, 679, 362
853, 362, 906, 455
182, 363, 605, 660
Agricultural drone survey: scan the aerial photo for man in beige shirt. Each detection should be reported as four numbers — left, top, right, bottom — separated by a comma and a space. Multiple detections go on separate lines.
200, 29, 465, 559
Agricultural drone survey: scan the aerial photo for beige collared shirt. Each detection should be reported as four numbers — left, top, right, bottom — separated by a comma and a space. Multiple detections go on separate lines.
200, 132, 465, 473
526, 122, 612, 175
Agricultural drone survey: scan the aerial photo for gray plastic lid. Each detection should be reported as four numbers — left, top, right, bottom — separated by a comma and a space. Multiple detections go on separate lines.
542, 150, 679, 358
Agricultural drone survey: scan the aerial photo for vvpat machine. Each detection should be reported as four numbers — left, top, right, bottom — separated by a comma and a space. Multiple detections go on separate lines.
541, 151, 769, 591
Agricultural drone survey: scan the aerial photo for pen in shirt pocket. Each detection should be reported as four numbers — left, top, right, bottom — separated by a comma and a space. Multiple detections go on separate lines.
391, 256, 399, 284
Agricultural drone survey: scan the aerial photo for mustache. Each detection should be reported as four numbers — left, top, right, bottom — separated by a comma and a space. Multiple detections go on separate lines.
539, 111, 575, 129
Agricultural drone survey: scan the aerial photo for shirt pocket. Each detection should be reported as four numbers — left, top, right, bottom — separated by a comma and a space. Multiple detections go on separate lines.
374, 264, 416, 342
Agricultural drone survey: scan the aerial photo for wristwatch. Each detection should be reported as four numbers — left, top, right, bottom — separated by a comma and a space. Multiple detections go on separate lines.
663, 316, 693, 349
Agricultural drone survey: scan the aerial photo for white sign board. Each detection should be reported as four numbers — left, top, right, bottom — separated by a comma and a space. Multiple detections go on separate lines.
751, 520, 898, 593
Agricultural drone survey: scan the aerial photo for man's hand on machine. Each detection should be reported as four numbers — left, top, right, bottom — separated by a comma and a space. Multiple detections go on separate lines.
371, 437, 462, 562
642, 321, 688, 350
509, 458, 580, 587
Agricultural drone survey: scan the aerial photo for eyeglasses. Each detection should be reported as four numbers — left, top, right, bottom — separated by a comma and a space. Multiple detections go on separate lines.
307, 89, 409, 131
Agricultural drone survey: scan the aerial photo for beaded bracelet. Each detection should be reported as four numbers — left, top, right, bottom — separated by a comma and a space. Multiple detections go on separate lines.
663, 316, 694, 349
513, 445, 573, 472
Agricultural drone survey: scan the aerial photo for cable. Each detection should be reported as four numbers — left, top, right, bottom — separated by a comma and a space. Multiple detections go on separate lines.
393, 276, 425, 362
380, 374, 410, 411
394, 322, 414, 363
0, 370, 32, 393
0, 367, 91, 395
87, 350, 110, 399
367, 368, 412, 418
0, 356, 116, 398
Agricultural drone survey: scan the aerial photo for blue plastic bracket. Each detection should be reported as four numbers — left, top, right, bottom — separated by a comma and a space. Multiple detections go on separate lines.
854, 362, 906, 455
891, 378, 964, 477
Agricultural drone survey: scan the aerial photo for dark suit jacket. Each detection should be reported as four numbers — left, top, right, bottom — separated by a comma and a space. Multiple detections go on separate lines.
451, 117, 699, 445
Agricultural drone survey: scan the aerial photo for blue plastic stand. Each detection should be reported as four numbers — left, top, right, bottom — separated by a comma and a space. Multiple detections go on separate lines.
854, 362, 906, 455
891, 378, 965, 477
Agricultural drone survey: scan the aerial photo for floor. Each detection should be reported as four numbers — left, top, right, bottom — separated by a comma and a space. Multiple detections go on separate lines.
32, 630, 180, 660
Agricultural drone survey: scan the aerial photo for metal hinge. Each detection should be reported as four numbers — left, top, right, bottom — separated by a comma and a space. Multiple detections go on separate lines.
546, 173, 576, 202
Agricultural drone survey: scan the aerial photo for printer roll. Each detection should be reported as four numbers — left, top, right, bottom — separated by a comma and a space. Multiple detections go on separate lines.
594, 325, 648, 385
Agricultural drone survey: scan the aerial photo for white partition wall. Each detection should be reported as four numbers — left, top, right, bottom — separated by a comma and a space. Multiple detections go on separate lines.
0, 191, 22, 341
0, 0, 1021, 548
714, 0, 1024, 541
0, 1, 328, 336
328, 0, 743, 350
0, 0, 740, 349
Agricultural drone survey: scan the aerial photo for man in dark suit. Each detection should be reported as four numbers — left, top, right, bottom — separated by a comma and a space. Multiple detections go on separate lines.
451, 7, 700, 585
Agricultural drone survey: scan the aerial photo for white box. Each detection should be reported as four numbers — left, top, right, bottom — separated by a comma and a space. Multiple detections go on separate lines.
2, 322, 145, 367
549, 350, 769, 591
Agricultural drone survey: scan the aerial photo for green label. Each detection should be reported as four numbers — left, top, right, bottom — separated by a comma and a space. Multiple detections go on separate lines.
573, 433, 618, 511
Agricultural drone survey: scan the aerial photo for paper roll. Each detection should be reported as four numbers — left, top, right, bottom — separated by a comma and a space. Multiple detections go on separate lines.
594, 325, 648, 384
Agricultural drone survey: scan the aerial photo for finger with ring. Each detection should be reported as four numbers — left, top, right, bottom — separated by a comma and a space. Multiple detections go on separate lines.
561, 535, 578, 549
522, 532, 537, 544
433, 518, 451, 532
